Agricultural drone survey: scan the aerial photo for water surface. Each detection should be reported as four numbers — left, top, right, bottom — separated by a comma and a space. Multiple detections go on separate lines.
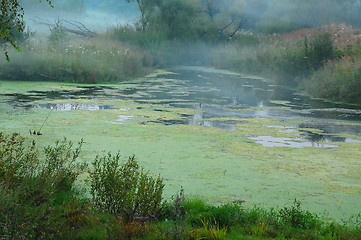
1, 67, 360, 220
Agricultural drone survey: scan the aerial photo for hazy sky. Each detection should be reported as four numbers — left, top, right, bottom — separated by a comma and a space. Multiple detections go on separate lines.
22, 0, 139, 33
21, 0, 361, 35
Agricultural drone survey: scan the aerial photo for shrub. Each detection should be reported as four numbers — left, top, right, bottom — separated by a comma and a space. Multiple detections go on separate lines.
107, 217, 151, 240
48, 19, 68, 49
88, 153, 165, 223
164, 188, 189, 240
278, 199, 320, 230
186, 200, 244, 228
190, 219, 227, 240
306, 56, 361, 103
0, 133, 85, 239
306, 33, 341, 69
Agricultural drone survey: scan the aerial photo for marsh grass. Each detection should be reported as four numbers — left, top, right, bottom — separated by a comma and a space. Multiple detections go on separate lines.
214, 24, 361, 104
0, 36, 153, 83
306, 56, 361, 103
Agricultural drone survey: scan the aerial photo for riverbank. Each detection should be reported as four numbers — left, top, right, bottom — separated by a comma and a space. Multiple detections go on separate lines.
2, 23, 361, 105
0, 36, 153, 84
213, 24, 361, 105
1, 132, 360, 239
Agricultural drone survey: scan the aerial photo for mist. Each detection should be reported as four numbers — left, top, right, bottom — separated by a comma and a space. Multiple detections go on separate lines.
19, 0, 361, 37
22, 0, 139, 34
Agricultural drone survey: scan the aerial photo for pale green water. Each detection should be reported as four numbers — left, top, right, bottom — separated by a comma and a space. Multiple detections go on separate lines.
1, 67, 361, 220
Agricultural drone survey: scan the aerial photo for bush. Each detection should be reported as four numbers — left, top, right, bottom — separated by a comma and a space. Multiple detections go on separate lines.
48, 19, 68, 49
306, 33, 341, 70
0, 133, 86, 239
306, 56, 361, 103
163, 189, 189, 239
88, 153, 165, 223
278, 199, 320, 230
186, 199, 244, 228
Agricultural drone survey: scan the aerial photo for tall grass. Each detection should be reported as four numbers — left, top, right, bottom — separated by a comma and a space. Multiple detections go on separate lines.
306, 56, 361, 103
0, 36, 153, 83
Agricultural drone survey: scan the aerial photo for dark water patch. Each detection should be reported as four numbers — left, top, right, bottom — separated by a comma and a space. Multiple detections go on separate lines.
145, 119, 189, 125
154, 109, 171, 112
300, 131, 352, 143
298, 121, 361, 143
248, 135, 338, 148
119, 88, 139, 95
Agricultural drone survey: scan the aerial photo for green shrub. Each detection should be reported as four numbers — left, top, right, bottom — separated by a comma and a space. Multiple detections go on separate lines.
236, 33, 259, 47
306, 56, 361, 103
164, 189, 189, 240
107, 217, 151, 240
306, 33, 342, 70
48, 19, 68, 49
0, 133, 85, 239
186, 200, 244, 228
255, 18, 307, 34
278, 199, 320, 230
88, 153, 165, 223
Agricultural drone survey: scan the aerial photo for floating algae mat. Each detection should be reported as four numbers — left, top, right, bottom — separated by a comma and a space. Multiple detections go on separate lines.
1, 67, 361, 220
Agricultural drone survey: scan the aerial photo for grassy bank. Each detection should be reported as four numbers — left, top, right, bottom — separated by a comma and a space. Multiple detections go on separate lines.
0, 35, 153, 84
213, 24, 361, 104
1, 132, 361, 239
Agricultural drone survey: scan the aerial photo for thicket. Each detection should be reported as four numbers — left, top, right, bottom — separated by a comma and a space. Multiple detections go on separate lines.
214, 32, 342, 85
213, 25, 361, 105
1, 132, 361, 239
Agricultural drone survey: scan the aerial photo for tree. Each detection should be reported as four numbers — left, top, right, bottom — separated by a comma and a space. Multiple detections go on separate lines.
200, 0, 247, 40
0, 0, 52, 61
157, 0, 199, 40
126, 0, 160, 32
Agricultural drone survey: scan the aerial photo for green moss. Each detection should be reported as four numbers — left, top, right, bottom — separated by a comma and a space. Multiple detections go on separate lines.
1, 79, 361, 221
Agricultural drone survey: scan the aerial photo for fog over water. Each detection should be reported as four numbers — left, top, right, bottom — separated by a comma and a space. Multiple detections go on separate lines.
20, 0, 361, 35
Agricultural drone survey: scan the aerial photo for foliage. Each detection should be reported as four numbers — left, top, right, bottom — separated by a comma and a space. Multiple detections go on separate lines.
306, 33, 341, 69
126, 0, 160, 32
164, 188, 189, 240
122, 0, 247, 43
107, 217, 151, 240
0, 0, 52, 61
0, 37, 152, 83
190, 219, 227, 240
88, 152, 165, 223
1, 132, 361, 239
187, 201, 244, 228
48, 19, 68, 49
214, 30, 344, 87
306, 56, 361, 103
278, 199, 320, 230
0, 133, 85, 239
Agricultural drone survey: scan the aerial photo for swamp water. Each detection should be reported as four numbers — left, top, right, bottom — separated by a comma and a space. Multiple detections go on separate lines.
1, 66, 361, 220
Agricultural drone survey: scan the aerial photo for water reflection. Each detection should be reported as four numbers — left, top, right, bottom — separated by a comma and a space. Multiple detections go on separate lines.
1, 67, 361, 146
35, 103, 116, 111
